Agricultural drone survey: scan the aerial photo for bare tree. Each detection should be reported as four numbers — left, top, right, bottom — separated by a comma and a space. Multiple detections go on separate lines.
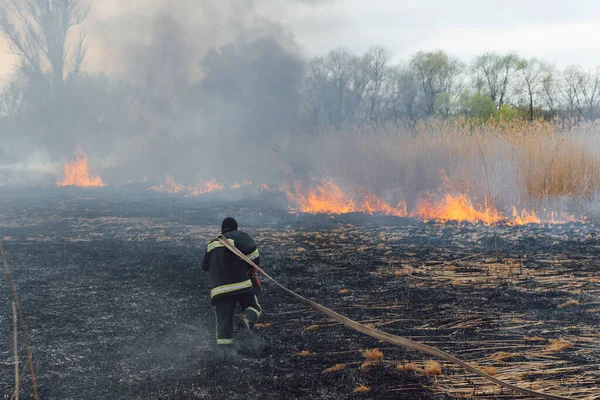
346, 54, 369, 122
409, 50, 464, 116
540, 64, 558, 116
516, 58, 554, 121
301, 56, 329, 128
382, 64, 418, 123
560, 65, 585, 117
581, 67, 600, 119
1, 76, 26, 118
361, 46, 390, 122
471, 52, 523, 108
0, 0, 90, 86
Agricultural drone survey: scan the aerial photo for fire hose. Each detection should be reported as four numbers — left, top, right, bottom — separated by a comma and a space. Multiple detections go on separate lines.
216, 235, 573, 400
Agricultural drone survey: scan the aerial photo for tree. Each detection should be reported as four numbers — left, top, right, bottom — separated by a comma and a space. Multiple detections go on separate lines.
0, 0, 89, 87
540, 64, 559, 116
381, 64, 419, 122
471, 52, 523, 108
409, 50, 464, 116
560, 66, 584, 117
300, 56, 329, 128
516, 58, 554, 121
457, 91, 495, 119
493, 103, 520, 122
322, 48, 356, 126
559, 65, 600, 119
362, 46, 390, 122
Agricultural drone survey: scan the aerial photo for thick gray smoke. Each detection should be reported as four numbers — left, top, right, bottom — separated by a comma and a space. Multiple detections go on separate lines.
0, 0, 310, 186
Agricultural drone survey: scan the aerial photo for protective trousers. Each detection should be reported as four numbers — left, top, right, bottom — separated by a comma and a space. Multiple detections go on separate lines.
214, 291, 262, 345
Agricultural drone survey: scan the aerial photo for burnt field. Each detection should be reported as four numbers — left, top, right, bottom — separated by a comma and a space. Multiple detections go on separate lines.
1, 189, 599, 400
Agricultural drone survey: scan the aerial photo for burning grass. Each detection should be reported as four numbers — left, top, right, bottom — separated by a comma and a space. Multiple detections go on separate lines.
57, 149, 105, 187
278, 119, 600, 224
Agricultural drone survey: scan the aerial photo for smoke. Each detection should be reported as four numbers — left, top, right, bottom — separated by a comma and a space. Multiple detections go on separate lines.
1, 0, 310, 185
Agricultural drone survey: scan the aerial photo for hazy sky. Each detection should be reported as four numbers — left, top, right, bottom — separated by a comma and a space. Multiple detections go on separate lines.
1, 0, 600, 83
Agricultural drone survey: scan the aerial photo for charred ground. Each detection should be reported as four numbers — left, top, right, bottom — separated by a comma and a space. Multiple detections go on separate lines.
1, 189, 599, 399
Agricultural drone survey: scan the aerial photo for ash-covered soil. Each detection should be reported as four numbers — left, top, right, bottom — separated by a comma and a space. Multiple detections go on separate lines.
1, 190, 599, 400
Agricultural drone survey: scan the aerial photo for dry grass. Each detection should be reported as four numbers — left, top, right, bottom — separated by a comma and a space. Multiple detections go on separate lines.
360, 362, 374, 373
424, 361, 443, 376
395, 266, 416, 276
339, 289, 349, 294
478, 365, 497, 376
396, 362, 423, 374
524, 336, 547, 343
491, 351, 518, 362
362, 348, 383, 362
304, 325, 320, 332
254, 323, 272, 329
558, 299, 580, 308
353, 384, 371, 393
298, 350, 311, 357
322, 364, 346, 373
545, 339, 574, 353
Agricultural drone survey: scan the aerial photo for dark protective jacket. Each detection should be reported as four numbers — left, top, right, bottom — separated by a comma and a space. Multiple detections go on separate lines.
201, 230, 260, 301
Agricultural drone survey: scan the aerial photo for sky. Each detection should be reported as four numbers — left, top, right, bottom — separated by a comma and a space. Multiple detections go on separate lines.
1, 0, 600, 83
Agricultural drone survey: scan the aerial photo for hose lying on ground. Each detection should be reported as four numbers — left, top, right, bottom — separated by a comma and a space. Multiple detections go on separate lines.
217, 235, 573, 400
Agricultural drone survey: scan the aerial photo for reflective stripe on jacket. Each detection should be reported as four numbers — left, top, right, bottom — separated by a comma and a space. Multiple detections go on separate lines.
201, 230, 260, 300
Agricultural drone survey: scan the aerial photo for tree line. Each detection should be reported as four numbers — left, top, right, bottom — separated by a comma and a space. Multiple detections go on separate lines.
302, 47, 600, 127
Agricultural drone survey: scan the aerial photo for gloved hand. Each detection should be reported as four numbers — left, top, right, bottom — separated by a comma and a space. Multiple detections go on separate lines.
249, 268, 262, 295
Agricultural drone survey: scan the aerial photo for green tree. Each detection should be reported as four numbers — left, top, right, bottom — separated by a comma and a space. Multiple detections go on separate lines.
493, 104, 520, 121
457, 91, 495, 119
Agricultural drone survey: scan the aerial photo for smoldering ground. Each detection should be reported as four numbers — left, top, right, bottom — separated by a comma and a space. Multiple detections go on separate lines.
2, 194, 599, 399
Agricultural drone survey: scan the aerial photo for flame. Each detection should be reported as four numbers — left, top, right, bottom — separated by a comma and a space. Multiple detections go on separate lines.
148, 176, 224, 196
412, 194, 503, 225
544, 211, 581, 225
231, 181, 253, 190
57, 149, 105, 187
287, 179, 407, 217
510, 207, 541, 225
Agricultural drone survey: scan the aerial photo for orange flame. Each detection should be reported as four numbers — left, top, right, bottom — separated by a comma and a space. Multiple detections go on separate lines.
510, 207, 541, 225
287, 179, 407, 217
412, 194, 503, 225
148, 176, 225, 196
57, 149, 105, 187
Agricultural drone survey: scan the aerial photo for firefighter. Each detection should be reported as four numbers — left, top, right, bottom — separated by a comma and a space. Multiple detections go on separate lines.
201, 217, 262, 349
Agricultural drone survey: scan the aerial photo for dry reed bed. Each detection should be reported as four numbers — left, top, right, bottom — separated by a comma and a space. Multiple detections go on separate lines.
281, 119, 600, 214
